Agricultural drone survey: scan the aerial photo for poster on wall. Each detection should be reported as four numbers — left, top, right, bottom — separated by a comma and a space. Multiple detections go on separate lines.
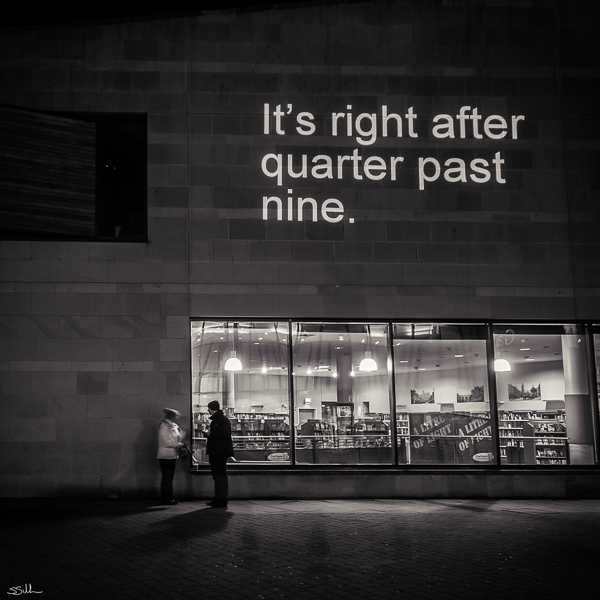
336, 403, 353, 435
508, 382, 541, 400
456, 385, 485, 403
411, 389, 435, 404
409, 413, 493, 464
337, 405, 352, 417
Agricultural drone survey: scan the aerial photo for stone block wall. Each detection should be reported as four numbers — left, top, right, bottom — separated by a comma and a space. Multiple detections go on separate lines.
0, 1, 599, 497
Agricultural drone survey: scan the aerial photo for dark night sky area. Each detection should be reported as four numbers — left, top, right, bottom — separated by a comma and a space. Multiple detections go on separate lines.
1, 1, 343, 29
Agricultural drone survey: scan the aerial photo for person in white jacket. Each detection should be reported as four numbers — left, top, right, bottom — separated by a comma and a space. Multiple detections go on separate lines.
157, 408, 185, 505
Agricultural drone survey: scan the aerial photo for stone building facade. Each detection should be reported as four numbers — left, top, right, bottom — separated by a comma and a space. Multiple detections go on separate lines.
1, 0, 599, 498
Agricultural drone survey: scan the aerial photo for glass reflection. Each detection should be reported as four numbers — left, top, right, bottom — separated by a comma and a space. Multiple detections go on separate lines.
393, 324, 494, 465
190, 321, 290, 466
292, 323, 393, 465
494, 324, 594, 465
189, 320, 598, 469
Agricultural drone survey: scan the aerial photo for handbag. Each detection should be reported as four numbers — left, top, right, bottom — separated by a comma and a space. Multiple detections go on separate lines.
178, 441, 192, 459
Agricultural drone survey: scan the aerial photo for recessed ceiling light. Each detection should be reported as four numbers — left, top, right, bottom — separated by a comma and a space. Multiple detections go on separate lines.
520, 348, 530, 351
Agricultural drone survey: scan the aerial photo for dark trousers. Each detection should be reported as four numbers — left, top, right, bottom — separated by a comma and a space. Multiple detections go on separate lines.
159, 459, 176, 502
209, 454, 229, 503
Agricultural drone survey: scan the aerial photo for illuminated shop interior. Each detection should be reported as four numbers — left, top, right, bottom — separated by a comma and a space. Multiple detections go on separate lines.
191, 321, 599, 468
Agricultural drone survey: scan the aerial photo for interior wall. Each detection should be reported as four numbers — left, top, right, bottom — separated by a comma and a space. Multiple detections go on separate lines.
396, 364, 489, 413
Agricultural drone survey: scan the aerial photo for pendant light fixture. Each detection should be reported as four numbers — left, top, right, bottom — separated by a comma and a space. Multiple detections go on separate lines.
224, 322, 243, 371
493, 358, 511, 372
359, 325, 378, 372
359, 350, 378, 372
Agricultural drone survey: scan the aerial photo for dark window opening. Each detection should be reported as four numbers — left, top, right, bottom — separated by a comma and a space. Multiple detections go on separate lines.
0, 105, 147, 241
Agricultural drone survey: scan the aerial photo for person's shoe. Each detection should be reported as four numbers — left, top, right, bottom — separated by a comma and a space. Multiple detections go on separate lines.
205, 499, 216, 506
209, 501, 227, 508
162, 499, 178, 505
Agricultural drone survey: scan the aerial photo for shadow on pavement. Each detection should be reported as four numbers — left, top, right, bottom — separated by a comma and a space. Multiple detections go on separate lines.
418, 498, 502, 512
0, 498, 181, 525
113, 503, 235, 554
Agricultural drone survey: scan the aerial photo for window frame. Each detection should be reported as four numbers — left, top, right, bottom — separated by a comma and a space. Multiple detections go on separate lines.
190, 318, 600, 471
0, 105, 147, 243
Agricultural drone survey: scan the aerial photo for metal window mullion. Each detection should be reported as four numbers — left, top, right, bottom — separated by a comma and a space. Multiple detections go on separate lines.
287, 320, 296, 467
388, 323, 399, 465
585, 323, 600, 465
486, 322, 502, 467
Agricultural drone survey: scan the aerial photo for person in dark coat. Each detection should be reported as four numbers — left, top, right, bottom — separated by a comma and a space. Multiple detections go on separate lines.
205, 400, 234, 508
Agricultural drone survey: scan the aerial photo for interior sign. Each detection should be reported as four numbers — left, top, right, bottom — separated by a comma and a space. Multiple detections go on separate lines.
409, 413, 494, 464
260, 103, 525, 223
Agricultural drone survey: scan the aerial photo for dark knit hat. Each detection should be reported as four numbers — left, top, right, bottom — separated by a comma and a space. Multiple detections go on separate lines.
207, 400, 220, 411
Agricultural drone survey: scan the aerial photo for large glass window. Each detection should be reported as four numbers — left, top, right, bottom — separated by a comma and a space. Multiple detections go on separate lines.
493, 324, 594, 465
191, 321, 290, 466
291, 322, 393, 465
393, 324, 494, 465
190, 319, 599, 469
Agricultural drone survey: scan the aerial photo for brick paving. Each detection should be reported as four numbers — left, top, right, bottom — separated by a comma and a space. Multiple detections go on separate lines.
1, 498, 599, 599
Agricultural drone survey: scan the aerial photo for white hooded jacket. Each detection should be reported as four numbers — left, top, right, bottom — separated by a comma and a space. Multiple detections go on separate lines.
157, 418, 184, 459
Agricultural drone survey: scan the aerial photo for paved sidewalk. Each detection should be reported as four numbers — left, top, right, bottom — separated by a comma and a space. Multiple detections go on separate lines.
1, 498, 599, 599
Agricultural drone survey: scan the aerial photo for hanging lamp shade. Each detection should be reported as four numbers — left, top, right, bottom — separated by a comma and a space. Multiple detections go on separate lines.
359, 350, 378, 372
494, 358, 511, 372
224, 350, 242, 371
